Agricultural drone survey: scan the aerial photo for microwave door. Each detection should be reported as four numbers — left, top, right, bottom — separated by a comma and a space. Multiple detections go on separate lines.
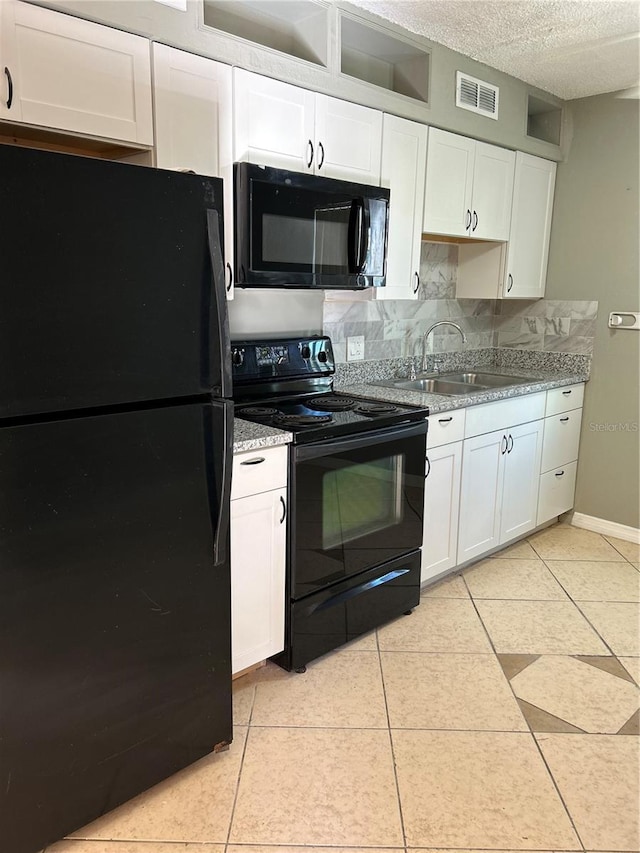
313, 202, 351, 273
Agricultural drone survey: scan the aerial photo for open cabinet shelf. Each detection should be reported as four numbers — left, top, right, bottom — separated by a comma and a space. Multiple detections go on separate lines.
202, 0, 329, 67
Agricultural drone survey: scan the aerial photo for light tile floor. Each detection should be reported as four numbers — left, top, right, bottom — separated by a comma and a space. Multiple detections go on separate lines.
46, 524, 640, 853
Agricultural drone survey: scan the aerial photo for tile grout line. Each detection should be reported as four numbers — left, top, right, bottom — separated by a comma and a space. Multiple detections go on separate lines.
376, 621, 409, 850
460, 567, 588, 853
225, 707, 254, 848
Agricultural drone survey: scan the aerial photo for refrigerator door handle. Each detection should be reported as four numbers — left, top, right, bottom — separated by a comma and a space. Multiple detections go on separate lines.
206, 208, 232, 399
212, 399, 234, 568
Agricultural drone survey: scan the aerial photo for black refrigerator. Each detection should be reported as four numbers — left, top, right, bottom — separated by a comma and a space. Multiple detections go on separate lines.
0, 144, 234, 853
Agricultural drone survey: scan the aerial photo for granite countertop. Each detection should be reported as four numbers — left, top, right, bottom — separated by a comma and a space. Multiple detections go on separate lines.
337, 366, 588, 415
233, 417, 292, 454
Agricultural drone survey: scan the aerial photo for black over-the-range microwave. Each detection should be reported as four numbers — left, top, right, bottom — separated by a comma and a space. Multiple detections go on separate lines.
233, 162, 390, 289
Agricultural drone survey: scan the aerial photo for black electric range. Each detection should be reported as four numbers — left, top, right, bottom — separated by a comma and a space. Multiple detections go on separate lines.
232, 335, 428, 673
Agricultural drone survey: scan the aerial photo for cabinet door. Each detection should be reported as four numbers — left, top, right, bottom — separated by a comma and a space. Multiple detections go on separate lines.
377, 114, 427, 300
233, 69, 315, 171
422, 441, 462, 582
471, 142, 515, 240
503, 153, 556, 298
0, 0, 152, 144
231, 488, 286, 675
458, 428, 505, 563
153, 45, 234, 298
500, 419, 544, 542
423, 128, 475, 237
314, 94, 382, 183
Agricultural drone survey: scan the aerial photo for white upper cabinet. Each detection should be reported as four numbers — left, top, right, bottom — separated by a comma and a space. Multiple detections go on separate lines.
377, 114, 428, 300
233, 70, 315, 172
314, 94, 382, 184
503, 152, 557, 298
152, 44, 234, 298
472, 142, 516, 240
0, 0, 153, 145
233, 69, 382, 184
423, 128, 515, 241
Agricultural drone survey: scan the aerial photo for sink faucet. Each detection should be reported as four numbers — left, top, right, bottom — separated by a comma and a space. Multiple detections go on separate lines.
422, 321, 467, 372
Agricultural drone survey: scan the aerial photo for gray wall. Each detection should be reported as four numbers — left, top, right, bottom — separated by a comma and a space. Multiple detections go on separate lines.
545, 92, 639, 529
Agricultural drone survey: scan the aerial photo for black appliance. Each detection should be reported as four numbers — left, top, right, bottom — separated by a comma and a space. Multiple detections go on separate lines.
232, 336, 428, 672
0, 144, 233, 853
234, 163, 390, 289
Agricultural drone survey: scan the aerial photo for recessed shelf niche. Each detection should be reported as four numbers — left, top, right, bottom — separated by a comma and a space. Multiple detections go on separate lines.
340, 14, 430, 104
202, 0, 328, 67
527, 95, 563, 145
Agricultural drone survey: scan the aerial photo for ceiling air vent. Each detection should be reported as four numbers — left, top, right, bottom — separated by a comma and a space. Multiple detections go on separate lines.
456, 72, 499, 120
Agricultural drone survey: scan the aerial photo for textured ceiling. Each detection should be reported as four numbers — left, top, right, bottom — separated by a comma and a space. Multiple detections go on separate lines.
344, 0, 640, 99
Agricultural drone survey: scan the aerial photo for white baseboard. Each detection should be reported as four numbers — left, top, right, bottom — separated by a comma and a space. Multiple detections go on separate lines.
571, 512, 640, 544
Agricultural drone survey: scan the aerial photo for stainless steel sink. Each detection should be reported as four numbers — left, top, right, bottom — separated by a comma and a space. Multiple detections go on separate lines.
436, 372, 529, 387
391, 378, 486, 395
373, 370, 534, 397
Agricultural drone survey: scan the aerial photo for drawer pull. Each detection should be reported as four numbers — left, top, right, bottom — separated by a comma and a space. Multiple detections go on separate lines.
425, 456, 431, 478
562, 390, 572, 396
279, 495, 287, 524
560, 417, 569, 423
5, 67, 13, 109
555, 470, 565, 477
438, 417, 453, 424
240, 456, 265, 466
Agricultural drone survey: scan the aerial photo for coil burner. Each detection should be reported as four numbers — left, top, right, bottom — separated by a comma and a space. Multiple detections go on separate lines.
354, 402, 399, 416
274, 413, 333, 428
237, 406, 279, 421
308, 395, 356, 412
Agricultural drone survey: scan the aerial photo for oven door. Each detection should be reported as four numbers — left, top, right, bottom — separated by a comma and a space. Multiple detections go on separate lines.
291, 420, 427, 599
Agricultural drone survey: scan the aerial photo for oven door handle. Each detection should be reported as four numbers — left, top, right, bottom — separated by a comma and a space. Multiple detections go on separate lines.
308, 568, 411, 615
294, 419, 427, 461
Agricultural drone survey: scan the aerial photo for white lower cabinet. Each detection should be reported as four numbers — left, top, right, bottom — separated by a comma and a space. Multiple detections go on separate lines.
421, 409, 465, 582
537, 383, 585, 525
458, 411, 544, 564
422, 440, 463, 581
231, 446, 287, 675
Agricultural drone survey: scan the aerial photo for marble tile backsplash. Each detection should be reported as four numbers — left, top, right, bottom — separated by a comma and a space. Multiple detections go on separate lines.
323, 242, 598, 363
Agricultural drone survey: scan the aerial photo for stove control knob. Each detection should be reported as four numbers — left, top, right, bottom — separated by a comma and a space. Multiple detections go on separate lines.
300, 344, 311, 360
318, 350, 328, 363
232, 348, 244, 367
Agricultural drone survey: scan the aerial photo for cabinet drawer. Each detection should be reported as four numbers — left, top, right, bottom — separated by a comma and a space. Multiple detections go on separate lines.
546, 383, 585, 416
541, 410, 583, 473
232, 445, 288, 500
464, 393, 546, 438
428, 409, 465, 447
537, 462, 578, 525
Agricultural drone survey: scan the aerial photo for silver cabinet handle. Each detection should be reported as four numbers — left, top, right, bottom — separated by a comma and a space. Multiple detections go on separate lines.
240, 456, 265, 466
